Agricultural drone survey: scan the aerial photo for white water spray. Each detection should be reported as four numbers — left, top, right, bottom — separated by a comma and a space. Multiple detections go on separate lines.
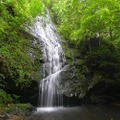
31, 12, 66, 107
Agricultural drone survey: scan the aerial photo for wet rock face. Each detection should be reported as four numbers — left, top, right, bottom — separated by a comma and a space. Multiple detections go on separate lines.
59, 65, 84, 99
54, 65, 84, 106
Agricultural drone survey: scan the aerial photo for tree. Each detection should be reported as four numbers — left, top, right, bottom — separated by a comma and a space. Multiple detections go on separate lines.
52, 0, 120, 43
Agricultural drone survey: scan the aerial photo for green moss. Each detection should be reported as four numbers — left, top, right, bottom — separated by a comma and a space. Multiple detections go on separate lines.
62, 43, 71, 58
0, 103, 33, 115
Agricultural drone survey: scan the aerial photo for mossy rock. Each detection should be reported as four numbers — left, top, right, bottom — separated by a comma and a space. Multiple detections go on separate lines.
0, 103, 36, 116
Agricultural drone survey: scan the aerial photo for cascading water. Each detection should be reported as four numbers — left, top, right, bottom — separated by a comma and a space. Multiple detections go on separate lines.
31, 12, 66, 107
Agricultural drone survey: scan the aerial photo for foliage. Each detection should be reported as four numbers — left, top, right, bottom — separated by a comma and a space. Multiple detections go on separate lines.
52, 0, 120, 43
79, 39, 120, 81
75, 38, 120, 102
50, 0, 120, 103
0, 0, 43, 103
0, 89, 18, 103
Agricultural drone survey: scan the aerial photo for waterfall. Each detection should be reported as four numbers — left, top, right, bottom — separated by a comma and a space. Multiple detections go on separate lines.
31, 12, 66, 107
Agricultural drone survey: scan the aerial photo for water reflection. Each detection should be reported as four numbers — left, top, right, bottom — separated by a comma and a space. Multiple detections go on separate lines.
30, 105, 120, 120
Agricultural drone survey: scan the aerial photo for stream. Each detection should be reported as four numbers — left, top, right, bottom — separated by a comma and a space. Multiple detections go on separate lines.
29, 105, 120, 120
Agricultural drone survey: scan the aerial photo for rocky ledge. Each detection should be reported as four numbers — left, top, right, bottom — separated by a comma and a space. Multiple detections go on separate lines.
0, 104, 36, 120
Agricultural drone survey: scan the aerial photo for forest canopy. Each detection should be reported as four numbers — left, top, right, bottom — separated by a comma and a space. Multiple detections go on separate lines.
50, 0, 120, 44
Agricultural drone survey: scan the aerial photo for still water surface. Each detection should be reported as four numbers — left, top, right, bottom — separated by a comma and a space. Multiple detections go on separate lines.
30, 105, 120, 120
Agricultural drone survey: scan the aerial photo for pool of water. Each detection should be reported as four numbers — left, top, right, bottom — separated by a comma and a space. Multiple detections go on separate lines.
29, 105, 120, 120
